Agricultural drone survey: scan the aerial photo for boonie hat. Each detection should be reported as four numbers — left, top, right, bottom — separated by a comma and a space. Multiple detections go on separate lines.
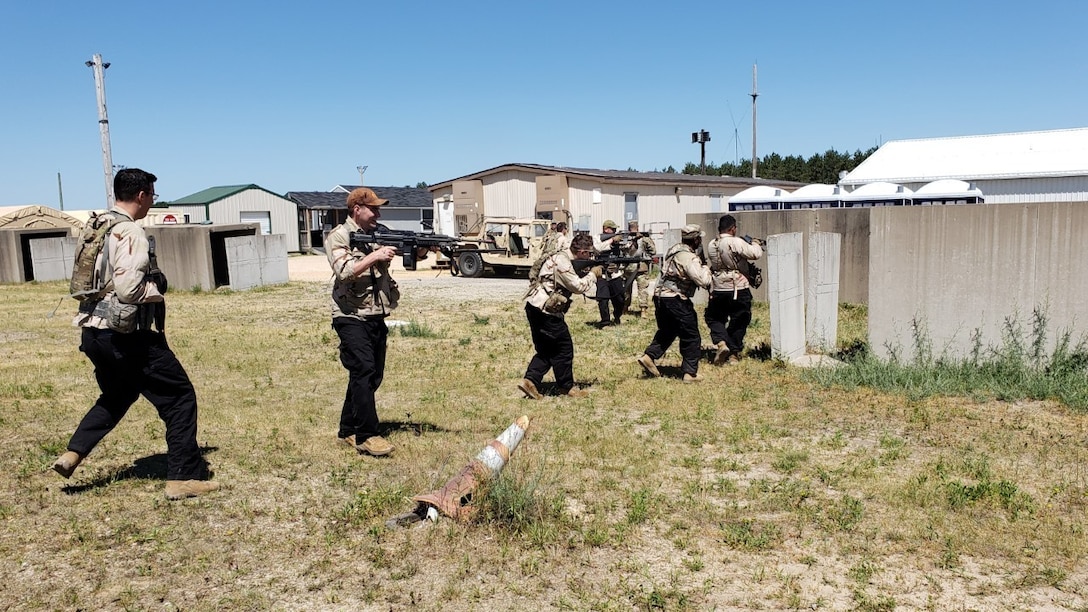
681, 224, 704, 239
347, 187, 388, 208
602, 219, 618, 229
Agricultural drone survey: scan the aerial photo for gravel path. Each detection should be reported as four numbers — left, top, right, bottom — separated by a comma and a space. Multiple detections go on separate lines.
288, 254, 528, 302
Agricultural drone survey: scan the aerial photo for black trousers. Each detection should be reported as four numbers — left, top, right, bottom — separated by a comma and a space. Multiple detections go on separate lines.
334, 318, 388, 441
523, 303, 576, 392
68, 327, 206, 480
644, 296, 702, 376
596, 276, 626, 322
705, 289, 753, 353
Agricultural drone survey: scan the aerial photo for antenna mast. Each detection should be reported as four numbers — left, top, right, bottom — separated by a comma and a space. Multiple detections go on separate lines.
750, 64, 758, 179
86, 54, 115, 207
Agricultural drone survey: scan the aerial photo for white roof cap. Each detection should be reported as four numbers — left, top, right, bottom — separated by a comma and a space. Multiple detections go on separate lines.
727, 185, 789, 204
781, 184, 844, 202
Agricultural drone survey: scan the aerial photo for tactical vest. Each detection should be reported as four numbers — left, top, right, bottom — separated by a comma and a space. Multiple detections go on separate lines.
657, 244, 698, 297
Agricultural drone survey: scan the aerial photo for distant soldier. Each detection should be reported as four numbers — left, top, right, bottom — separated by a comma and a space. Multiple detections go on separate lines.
622, 220, 656, 317
54, 168, 219, 500
554, 221, 571, 253
637, 224, 712, 383
519, 233, 602, 399
705, 214, 764, 364
591, 219, 625, 327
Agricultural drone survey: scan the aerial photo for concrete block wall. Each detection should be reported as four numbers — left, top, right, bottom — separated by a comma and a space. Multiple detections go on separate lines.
688, 209, 870, 304
869, 202, 1088, 361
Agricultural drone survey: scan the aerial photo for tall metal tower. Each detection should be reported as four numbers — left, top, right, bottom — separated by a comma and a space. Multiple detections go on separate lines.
750, 64, 759, 179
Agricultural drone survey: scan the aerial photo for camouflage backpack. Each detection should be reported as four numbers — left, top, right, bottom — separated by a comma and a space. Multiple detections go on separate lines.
70, 211, 123, 301
527, 230, 562, 284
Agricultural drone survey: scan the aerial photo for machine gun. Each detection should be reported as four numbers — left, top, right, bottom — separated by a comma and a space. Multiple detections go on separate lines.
349, 225, 461, 271
571, 255, 651, 276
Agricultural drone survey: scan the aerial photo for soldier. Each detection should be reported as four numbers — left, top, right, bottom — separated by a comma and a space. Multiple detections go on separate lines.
637, 224, 712, 383
54, 168, 219, 500
326, 187, 434, 457
554, 221, 571, 253
705, 214, 764, 364
591, 219, 625, 327
519, 233, 602, 399
622, 220, 656, 317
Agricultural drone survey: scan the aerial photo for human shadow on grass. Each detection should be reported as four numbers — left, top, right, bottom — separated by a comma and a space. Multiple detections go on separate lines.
61, 446, 218, 495
379, 420, 452, 437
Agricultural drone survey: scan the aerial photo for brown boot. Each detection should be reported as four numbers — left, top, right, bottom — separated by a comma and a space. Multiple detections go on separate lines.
338, 434, 357, 448
358, 435, 395, 457
518, 378, 543, 400
682, 373, 703, 384
637, 354, 660, 378
52, 451, 84, 479
165, 479, 220, 500
713, 341, 730, 366
565, 388, 590, 398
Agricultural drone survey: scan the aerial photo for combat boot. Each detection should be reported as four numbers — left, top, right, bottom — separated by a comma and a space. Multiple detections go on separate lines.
338, 434, 356, 449
637, 354, 660, 377
518, 379, 543, 400
565, 388, 590, 398
165, 479, 220, 500
358, 435, 395, 457
713, 341, 730, 365
52, 451, 84, 479
682, 373, 703, 384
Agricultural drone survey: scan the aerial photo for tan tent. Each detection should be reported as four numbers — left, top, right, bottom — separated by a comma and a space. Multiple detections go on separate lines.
0, 205, 82, 231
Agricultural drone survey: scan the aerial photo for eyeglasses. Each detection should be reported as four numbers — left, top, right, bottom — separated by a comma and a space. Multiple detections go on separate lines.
151, 193, 159, 202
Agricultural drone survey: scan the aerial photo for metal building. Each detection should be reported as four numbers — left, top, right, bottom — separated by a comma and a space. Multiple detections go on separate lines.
840, 127, 1088, 203
164, 185, 301, 252
428, 163, 802, 238
287, 186, 433, 252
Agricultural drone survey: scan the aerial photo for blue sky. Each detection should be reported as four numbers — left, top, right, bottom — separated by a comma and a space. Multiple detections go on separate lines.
2, 1, 1085, 209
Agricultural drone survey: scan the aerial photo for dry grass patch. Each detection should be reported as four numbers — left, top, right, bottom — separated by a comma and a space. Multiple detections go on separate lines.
1, 280, 1087, 610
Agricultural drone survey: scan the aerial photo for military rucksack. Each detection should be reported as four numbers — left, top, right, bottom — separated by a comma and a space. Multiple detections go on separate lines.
527, 231, 563, 284
70, 211, 124, 301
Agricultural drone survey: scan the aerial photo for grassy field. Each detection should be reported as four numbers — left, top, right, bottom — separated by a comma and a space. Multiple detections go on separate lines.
1, 279, 1087, 611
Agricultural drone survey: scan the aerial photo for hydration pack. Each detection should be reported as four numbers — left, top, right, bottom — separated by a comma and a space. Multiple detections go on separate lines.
527, 232, 563, 284
69, 211, 123, 301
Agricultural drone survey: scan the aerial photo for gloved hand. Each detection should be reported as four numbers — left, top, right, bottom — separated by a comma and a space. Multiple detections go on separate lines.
148, 270, 168, 294
590, 265, 604, 278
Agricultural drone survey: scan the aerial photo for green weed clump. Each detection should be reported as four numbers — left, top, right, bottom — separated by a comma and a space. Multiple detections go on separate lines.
397, 321, 439, 338
810, 308, 1088, 410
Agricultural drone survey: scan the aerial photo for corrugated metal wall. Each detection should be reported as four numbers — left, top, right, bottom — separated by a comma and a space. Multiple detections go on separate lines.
211, 191, 301, 252
480, 171, 538, 218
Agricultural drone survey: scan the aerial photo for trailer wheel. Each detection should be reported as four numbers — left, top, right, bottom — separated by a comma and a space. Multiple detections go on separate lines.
457, 252, 484, 278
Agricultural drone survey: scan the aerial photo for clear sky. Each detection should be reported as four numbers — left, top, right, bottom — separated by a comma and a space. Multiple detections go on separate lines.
2, 1, 1086, 209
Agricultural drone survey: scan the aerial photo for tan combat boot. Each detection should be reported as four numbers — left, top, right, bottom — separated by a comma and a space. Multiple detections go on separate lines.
713, 341, 730, 365
565, 388, 590, 398
52, 451, 84, 479
338, 434, 356, 448
165, 480, 220, 500
358, 435, 394, 457
518, 378, 543, 400
637, 354, 660, 378
682, 373, 703, 384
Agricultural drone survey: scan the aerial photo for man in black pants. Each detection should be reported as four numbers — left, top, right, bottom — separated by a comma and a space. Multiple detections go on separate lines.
705, 214, 764, 364
591, 219, 626, 327
637, 225, 712, 383
519, 233, 601, 399
54, 168, 218, 500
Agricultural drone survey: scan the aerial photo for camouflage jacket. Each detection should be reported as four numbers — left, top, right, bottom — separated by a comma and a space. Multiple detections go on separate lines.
327, 218, 400, 320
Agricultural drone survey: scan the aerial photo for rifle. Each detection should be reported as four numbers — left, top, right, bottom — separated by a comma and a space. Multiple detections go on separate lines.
571, 255, 651, 276
349, 225, 461, 271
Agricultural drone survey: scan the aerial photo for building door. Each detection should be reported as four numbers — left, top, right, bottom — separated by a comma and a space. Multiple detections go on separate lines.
710, 194, 723, 212
240, 211, 272, 235
624, 192, 638, 225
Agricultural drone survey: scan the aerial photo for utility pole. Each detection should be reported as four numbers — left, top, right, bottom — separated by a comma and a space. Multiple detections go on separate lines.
691, 130, 710, 174
750, 64, 759, 179
86, 54, 115, 207
57, 172, 65, 211
357, 165, 368, 186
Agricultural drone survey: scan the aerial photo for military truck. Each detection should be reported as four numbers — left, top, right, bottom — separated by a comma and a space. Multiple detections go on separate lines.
448, 217, 552, 278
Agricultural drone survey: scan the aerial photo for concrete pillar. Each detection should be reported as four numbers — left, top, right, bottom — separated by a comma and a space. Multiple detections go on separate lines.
768, 232, 805, 362
805, 232, 841, 353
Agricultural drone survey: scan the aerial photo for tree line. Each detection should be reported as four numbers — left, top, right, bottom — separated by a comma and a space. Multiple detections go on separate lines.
675, 147, 879, 185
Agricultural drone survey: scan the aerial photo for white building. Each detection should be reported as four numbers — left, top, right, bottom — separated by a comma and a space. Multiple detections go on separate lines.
428, 163, 803, 237
840, 127, 1088, 204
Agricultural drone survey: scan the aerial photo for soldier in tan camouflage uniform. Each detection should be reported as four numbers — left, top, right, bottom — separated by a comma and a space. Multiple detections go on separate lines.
327, 188, 434, 457
519, 233, 602, 399
637, 224, 712, 383
54, 168, 218, 500
623, 220, 656, 317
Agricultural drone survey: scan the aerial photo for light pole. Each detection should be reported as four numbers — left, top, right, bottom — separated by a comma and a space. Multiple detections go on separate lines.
691, 130, 711, 174
356, 165, 368, 186
86, 54, 115, 207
